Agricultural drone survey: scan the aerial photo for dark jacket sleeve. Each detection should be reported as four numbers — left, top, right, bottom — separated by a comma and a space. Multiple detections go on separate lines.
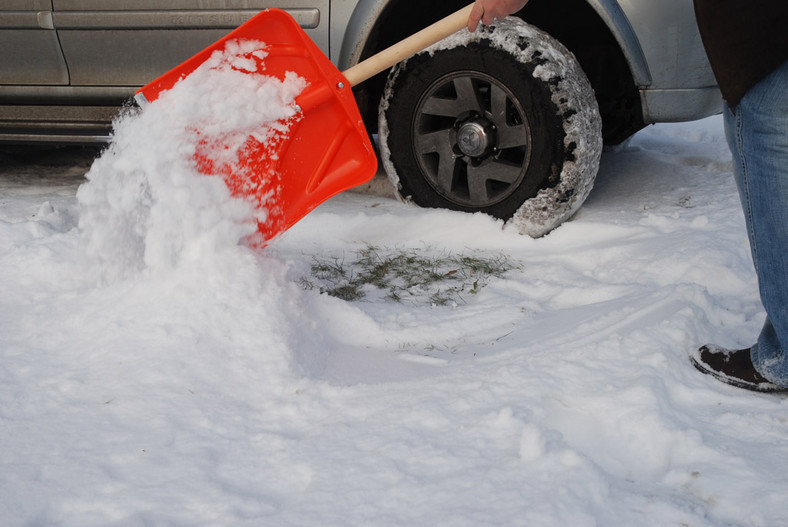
693, 0, 788, 107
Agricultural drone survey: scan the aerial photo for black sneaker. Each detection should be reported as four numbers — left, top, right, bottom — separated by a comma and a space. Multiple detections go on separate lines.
691, 345, 788, 393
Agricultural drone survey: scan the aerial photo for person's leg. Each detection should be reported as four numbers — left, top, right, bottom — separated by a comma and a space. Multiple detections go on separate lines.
724, 59, 788, 386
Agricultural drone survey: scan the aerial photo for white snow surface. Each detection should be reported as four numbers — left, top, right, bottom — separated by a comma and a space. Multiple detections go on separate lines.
3, 111, 788, 525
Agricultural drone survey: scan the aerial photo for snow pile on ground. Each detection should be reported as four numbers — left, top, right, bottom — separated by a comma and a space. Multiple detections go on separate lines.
2, 112, 788, 525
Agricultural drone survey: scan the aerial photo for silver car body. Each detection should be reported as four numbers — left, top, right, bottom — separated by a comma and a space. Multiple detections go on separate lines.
0, 0, 719, 143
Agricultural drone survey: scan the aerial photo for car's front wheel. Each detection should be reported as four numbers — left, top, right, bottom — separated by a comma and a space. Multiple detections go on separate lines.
378, 18, 602, 237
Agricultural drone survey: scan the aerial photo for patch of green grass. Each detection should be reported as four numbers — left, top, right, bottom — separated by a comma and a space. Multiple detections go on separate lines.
300, 245, 517, 305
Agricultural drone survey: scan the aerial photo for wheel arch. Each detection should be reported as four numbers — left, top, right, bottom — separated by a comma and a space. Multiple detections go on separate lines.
580, 0, 651, 87
340, 0, 649, 144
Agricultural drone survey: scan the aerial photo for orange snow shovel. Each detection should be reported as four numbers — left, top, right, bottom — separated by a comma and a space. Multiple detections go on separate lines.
136, 5, 474, 244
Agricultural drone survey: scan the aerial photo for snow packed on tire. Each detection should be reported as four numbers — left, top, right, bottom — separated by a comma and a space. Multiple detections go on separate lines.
378, 17, 603, 237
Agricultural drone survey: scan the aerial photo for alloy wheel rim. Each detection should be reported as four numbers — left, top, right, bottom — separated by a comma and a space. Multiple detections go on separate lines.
412, 71, 532, 208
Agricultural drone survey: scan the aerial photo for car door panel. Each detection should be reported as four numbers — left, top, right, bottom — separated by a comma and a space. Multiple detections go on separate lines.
51, 0, 329, 86
0, 0, 69, 85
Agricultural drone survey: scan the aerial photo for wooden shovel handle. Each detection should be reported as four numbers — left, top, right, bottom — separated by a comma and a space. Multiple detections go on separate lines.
342, 4, 474, 87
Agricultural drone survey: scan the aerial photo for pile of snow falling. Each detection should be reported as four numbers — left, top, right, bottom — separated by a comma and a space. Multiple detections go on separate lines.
77, 39, 306, 282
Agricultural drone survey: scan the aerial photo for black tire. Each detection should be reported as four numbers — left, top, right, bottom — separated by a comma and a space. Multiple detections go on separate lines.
378, 18, 602, 237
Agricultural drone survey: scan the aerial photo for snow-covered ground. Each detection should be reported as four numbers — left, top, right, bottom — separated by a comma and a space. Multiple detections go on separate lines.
3, 109, 788, 525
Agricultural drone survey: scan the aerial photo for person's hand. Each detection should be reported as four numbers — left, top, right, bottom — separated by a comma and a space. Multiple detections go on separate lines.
467, 0, 529, 32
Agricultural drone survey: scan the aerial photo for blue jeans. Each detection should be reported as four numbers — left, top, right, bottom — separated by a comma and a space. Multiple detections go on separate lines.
724, 59, 788, 387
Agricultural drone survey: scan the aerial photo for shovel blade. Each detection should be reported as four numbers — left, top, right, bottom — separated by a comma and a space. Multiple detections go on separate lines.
136, 9, 377, 243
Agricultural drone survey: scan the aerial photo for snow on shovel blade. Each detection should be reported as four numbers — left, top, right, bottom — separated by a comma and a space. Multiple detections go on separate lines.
135, 9, 377, 244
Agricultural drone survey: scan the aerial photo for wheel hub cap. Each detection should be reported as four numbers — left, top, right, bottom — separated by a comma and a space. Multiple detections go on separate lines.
457, 120, 495, 158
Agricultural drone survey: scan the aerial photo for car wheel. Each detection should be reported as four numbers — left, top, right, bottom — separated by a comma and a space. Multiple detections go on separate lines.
378, 18, 602, 237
